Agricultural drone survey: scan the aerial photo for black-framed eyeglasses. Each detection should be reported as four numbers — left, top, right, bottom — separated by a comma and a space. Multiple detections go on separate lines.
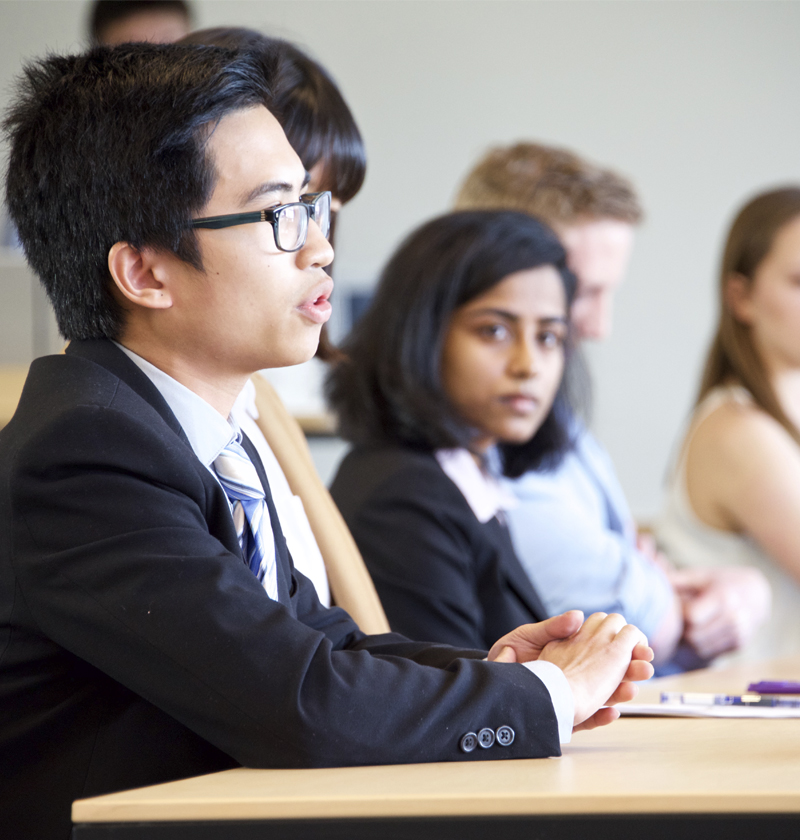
190, 191, 331, 253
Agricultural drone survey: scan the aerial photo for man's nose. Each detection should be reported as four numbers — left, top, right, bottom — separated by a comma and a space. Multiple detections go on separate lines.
299, 218, 334, 270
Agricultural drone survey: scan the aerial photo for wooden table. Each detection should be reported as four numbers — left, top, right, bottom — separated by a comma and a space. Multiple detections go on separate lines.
71, 656, 800, 839
0, 364, 28, 428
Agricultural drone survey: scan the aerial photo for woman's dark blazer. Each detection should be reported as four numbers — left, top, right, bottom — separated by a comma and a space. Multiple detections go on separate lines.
330, 445, 549, 650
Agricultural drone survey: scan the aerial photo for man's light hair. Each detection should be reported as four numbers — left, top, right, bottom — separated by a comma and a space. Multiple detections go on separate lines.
454, 142, 642, 227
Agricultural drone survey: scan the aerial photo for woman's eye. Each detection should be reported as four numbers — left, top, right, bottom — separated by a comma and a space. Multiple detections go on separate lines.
477, 324, 509, 341
539, 330, 564, 349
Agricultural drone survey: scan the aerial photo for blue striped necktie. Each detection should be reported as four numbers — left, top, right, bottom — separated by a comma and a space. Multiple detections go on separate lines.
213, 432, 278, 600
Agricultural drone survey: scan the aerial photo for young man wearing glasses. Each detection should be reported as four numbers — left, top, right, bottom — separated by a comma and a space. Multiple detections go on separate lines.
0, 45, 652, 840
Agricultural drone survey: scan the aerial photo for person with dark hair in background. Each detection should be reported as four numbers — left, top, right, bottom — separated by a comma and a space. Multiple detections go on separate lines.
178, 27, 369, 611
658, 187, 800, 662
455, 142, 770, 669
328, 211, 580, 650
0, 44, 653, 840
89, 0, 193, 45
181, 27, 366, 243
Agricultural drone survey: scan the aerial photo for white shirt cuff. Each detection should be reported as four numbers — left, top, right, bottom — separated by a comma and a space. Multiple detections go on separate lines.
523, 660, 574, 744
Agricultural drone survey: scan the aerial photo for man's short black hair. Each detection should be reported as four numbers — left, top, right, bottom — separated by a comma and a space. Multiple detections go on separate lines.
4, 43, 270, 340
90, 1, 193, 44
327, 210, 581, 477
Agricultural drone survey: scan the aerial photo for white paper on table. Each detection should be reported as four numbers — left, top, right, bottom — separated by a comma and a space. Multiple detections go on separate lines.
619, 703, 800, 718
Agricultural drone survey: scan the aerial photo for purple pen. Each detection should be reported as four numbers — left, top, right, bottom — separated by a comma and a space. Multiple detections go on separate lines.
747, 680, 800, 694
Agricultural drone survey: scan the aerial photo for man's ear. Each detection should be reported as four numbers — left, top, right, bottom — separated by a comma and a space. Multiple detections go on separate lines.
724, 272, 753, 325
108, 242, 174, 310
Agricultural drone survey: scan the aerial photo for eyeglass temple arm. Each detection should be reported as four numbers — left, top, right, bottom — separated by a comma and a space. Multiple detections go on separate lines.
191, 210, 269, 230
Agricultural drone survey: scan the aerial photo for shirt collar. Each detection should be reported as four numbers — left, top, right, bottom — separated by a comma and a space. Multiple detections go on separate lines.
233, 376, 259, 422
114, 343, 237, 467
435, 448, 518, 524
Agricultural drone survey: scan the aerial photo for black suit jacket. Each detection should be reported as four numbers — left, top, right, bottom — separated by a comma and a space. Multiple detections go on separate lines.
0, 340, 559, 840
330, 445, 549, 650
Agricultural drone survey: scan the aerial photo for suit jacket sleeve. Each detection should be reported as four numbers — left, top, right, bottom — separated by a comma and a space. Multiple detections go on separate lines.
5, 389, 560, 770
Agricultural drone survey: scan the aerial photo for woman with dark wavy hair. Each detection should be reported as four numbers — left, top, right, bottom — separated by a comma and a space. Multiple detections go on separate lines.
328, 210, 581, 649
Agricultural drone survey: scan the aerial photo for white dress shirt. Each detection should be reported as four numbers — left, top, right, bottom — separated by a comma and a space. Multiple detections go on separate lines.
231, 378, 330, 606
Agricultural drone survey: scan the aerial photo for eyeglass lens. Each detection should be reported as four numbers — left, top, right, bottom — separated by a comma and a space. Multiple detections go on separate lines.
275, 193, 331, 252
275, 204, 308, 252
311, 193, 331, 239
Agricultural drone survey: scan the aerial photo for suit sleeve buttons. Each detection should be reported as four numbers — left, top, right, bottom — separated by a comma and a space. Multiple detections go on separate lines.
496, 725, 515, 746
478, 727, 495, 748
459, 732, 478, 753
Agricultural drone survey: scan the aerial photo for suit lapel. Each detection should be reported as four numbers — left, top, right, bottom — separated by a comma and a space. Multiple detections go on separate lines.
490, 519, 549, 621
67, 340, 293, 606
64, 339, 249, 566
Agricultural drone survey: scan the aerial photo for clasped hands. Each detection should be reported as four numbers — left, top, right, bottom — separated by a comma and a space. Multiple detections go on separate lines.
637, 533, 770, 661
669, 566, 771, 660
487, 611, 654, 733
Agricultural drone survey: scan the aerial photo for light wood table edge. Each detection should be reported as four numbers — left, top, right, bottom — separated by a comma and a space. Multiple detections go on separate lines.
73, 789, 800, 824
72, 642, 800, 826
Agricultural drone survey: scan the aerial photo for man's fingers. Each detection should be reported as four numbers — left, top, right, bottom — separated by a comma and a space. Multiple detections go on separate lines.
610, 621, 649, 654
577, 611, 611, 634
573, 706, 620, 733
588, 614, 649, 651
606, 681, 639, 706
622, 658, 654, 682
683, 590, 722, 627
491, 645, 517, 663
539, 610, 585, 640
486, 611, 584, 662
538, 611, 653, 730
573, 612, 631, 646
682, 567, 769, 658
670, 566, 708, 591
685, 621, 738, 659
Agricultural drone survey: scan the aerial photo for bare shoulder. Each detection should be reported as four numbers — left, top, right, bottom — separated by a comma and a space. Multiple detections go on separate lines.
685, 395, 800, 531
690, 396, 793, 462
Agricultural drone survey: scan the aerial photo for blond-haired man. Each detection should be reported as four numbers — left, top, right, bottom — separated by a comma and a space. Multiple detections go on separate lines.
455, 143, 770, 670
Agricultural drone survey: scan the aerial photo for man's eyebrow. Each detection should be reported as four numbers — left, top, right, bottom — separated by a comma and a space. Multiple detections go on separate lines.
242, 174, 310, 206
242, 181, 292, 205
242, 172, 311, 204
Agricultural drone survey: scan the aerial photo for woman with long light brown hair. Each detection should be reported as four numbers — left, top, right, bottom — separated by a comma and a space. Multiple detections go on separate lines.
658, 187, 800, 661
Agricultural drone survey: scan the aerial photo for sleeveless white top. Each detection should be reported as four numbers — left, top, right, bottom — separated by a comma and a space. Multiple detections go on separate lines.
657, 384, 800, 663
